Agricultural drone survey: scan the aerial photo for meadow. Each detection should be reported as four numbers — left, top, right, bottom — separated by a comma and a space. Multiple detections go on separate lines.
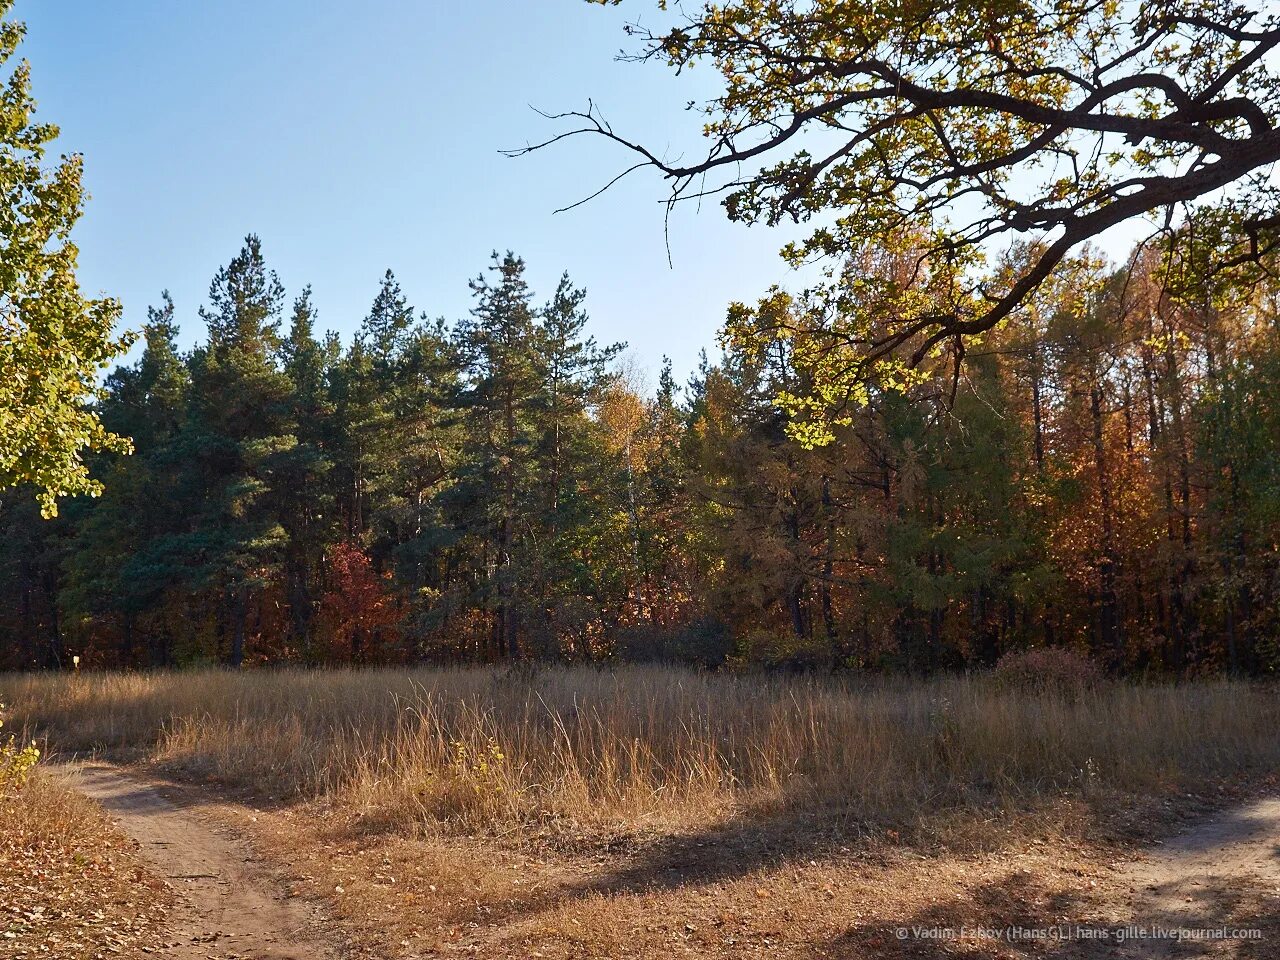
6, 665, 1278, 842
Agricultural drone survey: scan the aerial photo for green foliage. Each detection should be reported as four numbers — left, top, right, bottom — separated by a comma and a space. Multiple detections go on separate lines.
0, 2, 133, 516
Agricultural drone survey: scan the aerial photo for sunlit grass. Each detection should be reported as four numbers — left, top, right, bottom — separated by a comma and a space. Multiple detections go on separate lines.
3, 666, 1276, 838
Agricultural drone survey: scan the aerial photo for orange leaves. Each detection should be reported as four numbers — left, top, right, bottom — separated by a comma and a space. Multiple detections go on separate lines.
315, 542, 400, 663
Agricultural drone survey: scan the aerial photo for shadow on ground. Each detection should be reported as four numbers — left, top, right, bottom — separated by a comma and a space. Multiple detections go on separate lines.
63, 759, 1280, 960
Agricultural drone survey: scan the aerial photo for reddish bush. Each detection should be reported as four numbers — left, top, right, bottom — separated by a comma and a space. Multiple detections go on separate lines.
992, 647, 1103, 695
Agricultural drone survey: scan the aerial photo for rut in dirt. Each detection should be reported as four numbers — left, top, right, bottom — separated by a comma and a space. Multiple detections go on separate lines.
59, 764, 340, 960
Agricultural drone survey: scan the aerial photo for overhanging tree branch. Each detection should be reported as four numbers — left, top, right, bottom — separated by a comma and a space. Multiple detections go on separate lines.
521, 0, 1280, 354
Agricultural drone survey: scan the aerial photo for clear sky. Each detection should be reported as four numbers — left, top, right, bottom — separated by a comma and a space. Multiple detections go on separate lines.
18, 0, 806, 385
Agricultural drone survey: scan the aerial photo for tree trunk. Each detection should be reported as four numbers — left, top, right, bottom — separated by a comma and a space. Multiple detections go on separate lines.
1030, 353, 1045, 471
149, 627, 170, 669
788, 583, 807, 641
820, 475, 836, 646
19, 573, 35, 668
46, 592, 63, 669
1090, 385, 1121, 661
288, 560, 313, 661
121, 611, 135, 668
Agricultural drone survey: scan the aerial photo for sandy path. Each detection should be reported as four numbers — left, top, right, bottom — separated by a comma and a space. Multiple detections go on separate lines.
1111, 796, 1280, 958
58, 764, 340, 960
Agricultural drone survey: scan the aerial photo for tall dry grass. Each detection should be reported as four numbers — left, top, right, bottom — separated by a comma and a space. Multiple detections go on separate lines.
3, 666, 1276, 837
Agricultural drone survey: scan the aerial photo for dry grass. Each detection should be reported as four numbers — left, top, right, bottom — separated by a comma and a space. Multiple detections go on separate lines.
6, 666, 1278, 959
0, 771, 170, 959
4, 666, 1277, 843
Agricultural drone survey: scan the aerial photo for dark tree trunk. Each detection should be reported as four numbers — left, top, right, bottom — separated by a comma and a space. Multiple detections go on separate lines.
788, 583, 807, 641
121, 611, 135, 668
46, 599, 63, 669
230, 588, 247, 668
287, 561, 313, 661
149, 628, 171, 669
19, 573, 35, 668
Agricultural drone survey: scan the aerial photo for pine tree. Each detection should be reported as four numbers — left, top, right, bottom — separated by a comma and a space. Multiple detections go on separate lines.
381, 315, 463, 656
524, 273, 624, 651
186, 236, 293, 666
59, 294, 191, 666
452, 252, 544, 658
276, 287, 336, 660
330, 270, 414, 544
363, 269, 414, 364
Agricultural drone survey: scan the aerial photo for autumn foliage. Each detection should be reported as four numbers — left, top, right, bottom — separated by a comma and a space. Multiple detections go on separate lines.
0, 234, 1277, 676
314, 543, 400, 663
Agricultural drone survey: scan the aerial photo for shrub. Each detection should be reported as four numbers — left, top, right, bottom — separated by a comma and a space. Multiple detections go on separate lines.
669, 617, 734, 668
613, 617, 733, 668
0, 702, 40, 794
612, 623, 666, 663
992, 647, 1103, 695
735, 629, 832, 671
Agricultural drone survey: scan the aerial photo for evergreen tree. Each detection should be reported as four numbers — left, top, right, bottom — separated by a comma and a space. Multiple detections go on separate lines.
276, 287, 337, 659
452, 252, 543, 658
5, 231, 1278, 676
381, 315, 463, 656
525, 273, 624, 651
363, 269, 414, 363
330, 270, 414, 544
186, 236, 292, 666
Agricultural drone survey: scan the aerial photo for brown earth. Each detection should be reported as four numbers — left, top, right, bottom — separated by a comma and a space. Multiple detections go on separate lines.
54, 764, 343, 960
1103, 796, 1280, 959
49, 765, 1280, 959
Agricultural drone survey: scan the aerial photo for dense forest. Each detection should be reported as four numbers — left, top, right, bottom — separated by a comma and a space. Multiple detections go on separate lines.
1, 230, 1276, 675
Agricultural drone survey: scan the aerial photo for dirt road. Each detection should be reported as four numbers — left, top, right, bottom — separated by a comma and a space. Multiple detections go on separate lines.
57, 764, 340, 960
1109, 796, 1280, 958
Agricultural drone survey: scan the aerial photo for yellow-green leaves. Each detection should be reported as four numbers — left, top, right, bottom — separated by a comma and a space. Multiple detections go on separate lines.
0, 703, 40, 794
0, 1, 132, 517
574, 0, 1280, 434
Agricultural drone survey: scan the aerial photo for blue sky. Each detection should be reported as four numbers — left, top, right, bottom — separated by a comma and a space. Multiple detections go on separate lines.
19, 1, 804, 385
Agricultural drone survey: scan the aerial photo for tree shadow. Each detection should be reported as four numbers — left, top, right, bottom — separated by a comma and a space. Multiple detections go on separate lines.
814, 870, 1093, 958
433, 786, 1280, 957
568, 800, 858, 894
60, 757, 1280, 960
1103, 874, 1280, 959
1154, 800, 1280, 855
809, 846, 1280, 959
412, 791, 1004, 931
306, 788, 870, 929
